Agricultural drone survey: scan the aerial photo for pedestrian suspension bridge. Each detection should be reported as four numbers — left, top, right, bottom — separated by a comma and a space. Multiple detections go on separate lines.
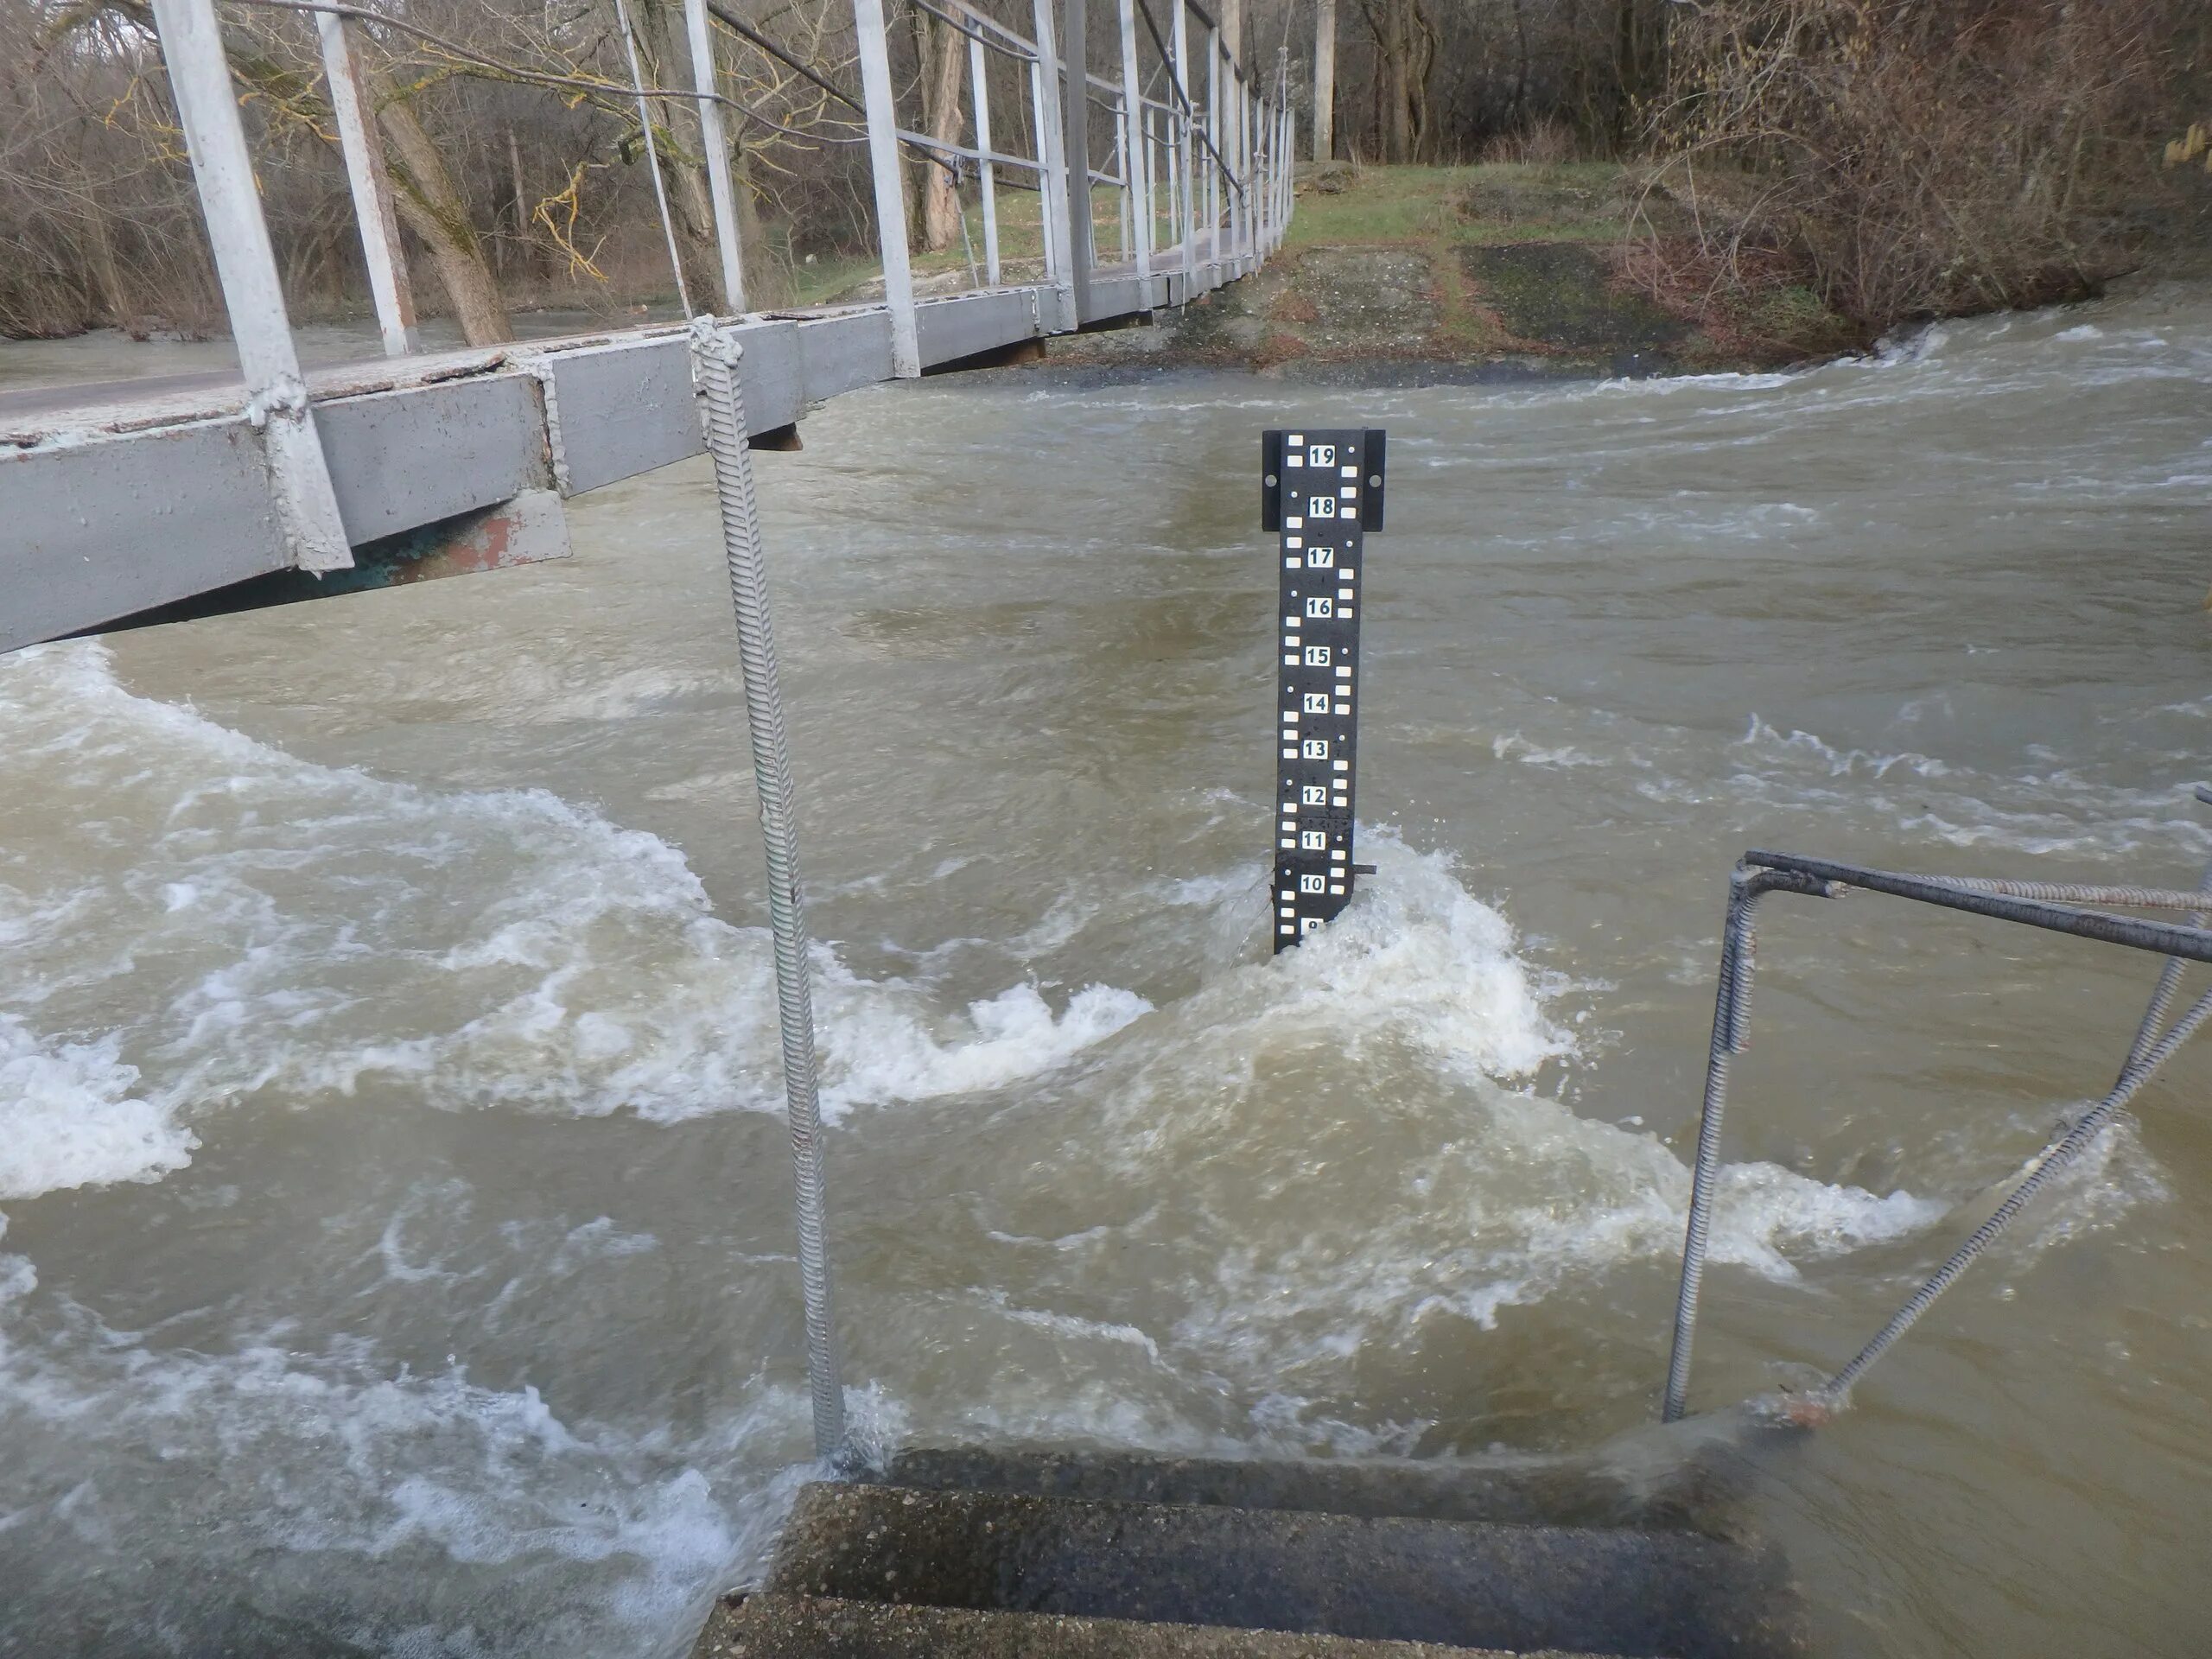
9, 3, 2212, 1650
0, 0, 1292, 652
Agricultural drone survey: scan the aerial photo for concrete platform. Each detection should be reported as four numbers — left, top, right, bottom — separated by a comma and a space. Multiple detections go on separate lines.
875, 1446, 1721, 1535
695, 1594, 1609, 1657
740, 1480, 1808, 1659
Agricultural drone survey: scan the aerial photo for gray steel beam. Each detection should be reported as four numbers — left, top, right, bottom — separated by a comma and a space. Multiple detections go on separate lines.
0, 241, 1288, 652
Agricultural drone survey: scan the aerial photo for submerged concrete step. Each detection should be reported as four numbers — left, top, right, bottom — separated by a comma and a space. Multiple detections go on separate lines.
694, 1592, 1608, 1658
765, 1483, 1808, 1659
879, 1445, 1719, 1535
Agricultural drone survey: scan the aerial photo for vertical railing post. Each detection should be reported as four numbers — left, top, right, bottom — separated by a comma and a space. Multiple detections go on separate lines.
1162, 108, 1179, 270
1029, 0, 1075, 317
1205, 28, 1221, 273
1112, 105, 1130, 260
1243, 85, 1255, 261
1144, 107, 1158, 257
1267, 97, 1277, 251
851, 0, 919, 376
150, 0, 351, 572
1026, 46, 1059, 284
1151, 107, 1168, 265
1171, 0, 1195, 296
967, 37, 1001, 285
683, 0, 747, 315
1261, 98, 1273, 253
1059, 0, 1096, 321
1273, 99, 1287, 249
1223, 55, 1241, 264
1115, 0, 1151, 291
315, 11, 416, 358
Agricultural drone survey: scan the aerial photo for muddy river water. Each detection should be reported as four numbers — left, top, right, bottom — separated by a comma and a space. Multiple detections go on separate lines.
1, 280, 2209, 1657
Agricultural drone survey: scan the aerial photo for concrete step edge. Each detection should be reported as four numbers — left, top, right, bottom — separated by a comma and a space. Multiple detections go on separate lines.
764, 1482, 1808, 1659
694, 1591, 1623, 1659
876, 1444, 1710, 1534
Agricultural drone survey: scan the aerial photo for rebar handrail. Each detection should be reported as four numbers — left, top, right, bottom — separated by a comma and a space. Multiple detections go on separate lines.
1662, 796, 2212, 1426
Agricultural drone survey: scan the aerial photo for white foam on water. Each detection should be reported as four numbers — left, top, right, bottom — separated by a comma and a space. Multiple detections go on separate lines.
0, 1268, 813, 1656
0, 1014, 195, 1199
1491, 732, 1608, 768
1673, 713, 2212, 861
1217, 828, 1576, 1084
0, 643, 1153, 1193
1737, 714, 1954, 779
917, 831, 1957, 1421
1161, 1071, 1949, 1386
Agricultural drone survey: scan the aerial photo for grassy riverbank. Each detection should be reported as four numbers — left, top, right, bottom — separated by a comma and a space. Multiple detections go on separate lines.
1047, 162, 1860, 378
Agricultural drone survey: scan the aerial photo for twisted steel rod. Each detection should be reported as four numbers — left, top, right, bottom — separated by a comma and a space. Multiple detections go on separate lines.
690, 322, 844, 1459
1821, 982, 2212, 1405
1662, 865, 1835, 1424
1669, 807, 2212, 1425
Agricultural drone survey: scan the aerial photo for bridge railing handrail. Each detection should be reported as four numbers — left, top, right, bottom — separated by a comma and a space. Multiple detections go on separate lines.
1661, 815, 2212, 1427
141, 0, 1291, 567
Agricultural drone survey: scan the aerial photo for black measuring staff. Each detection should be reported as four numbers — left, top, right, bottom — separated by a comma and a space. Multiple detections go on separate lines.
1261, 427, 1387, 953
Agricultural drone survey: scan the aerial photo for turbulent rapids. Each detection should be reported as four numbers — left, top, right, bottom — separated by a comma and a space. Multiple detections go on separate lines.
2, 276, 2210, 1657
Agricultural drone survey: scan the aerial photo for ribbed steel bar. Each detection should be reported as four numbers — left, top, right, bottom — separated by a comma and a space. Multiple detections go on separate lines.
2119, 785, 2212, 1083
1821, 982, 2212, 1406
1662, 864, 1835, 1424
1667, 829, 2212, 1424
1744, 851, 2212, 965
690, 323, 845, 1459
1927, 877, 2212, 912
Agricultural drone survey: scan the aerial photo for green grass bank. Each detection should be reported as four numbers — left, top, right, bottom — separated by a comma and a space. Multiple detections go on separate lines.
1045, 162, 1859, 378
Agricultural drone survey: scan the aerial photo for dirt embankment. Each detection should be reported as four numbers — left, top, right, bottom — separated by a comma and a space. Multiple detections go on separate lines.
1044, 162, 1859, 382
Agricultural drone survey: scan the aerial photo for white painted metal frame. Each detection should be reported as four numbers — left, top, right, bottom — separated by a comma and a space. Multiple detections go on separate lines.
850, 0, 919, 376
683, 0, 747, 315
315, 11, 416, 359
1115, 0, 1151, 289
968, 36, 1001, 285
1030, 0, 1074, 310
1172, 0, 1196, 292
1211, 28, 1230, 251
151, 0, 352, 571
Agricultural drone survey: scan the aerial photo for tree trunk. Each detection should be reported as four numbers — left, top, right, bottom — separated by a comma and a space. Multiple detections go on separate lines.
1359, 0, 1425, 163
918, 13, 963, 251
377, 92, 512, 344
1312, 0, 1337, 161
634, 0, 719, 283
1405, 0, 1435, 159
1613, 0, 1637, 150
732, 143, 791, 307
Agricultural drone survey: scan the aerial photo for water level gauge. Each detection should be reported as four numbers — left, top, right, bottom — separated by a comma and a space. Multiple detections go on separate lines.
1261, 426, 1386, 952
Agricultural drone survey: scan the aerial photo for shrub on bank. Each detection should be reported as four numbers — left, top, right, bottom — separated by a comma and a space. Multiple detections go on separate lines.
1639, 0, 2212, 335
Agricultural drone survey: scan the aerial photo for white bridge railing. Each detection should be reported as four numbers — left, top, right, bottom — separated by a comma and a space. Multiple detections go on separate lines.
145, 0, 1294, 569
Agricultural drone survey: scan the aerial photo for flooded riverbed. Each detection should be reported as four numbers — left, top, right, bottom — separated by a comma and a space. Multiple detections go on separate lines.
1, 279, 2209, 1657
